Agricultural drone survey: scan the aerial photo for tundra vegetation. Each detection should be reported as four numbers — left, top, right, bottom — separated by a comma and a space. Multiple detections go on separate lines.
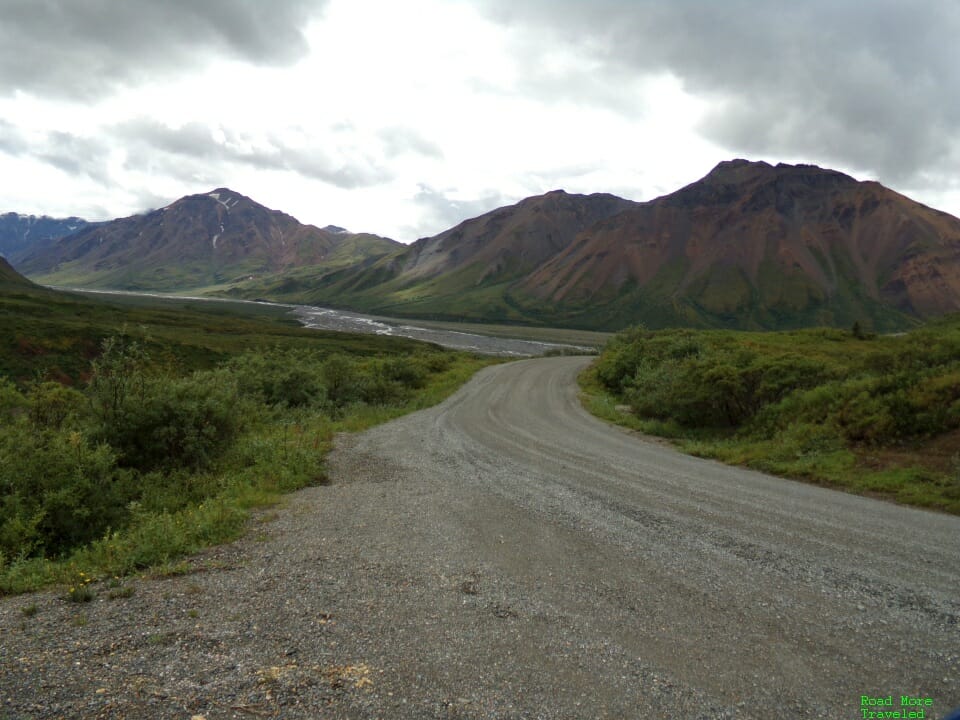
0, 288, 492, 594
583, 319, 960, 514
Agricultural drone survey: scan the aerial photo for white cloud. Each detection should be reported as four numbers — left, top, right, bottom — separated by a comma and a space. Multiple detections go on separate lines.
0, 0, 958, 241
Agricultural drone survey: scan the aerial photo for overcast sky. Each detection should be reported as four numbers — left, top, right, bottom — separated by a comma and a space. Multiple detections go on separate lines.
1, 0, 958, 242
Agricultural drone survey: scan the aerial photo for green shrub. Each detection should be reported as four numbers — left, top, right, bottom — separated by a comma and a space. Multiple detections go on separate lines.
419, 352, 453, 373
0, 327, 492, 590
358, 372, 405, 405
0, 420, 129, 558
227, 351, 326, 408
28, 381, 86, 430
586, 320, 960, 513
594, 325, 655, 392
624, 358, 682, 420
624, 344, 835, 430
87, 334, 150, 429
94, 369, 243, 472
380, 357, 427, 389
0, 377, 28, 422
322, 354, 360, 407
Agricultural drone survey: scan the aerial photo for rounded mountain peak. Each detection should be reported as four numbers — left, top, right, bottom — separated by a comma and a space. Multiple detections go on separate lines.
704, 159, 856, 188
704, 159, 775, 184
205, 188, 248, 203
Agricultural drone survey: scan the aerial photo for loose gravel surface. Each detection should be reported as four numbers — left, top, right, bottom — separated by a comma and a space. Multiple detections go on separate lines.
3, 357, 959, 719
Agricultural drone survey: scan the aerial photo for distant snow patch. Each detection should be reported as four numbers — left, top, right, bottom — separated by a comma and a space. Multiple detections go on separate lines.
212, 223, 225, 248
208, 192, 232, 211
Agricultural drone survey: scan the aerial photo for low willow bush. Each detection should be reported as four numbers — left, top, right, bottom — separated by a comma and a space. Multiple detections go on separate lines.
585, 321, 960, 512
0, 337, 490, 593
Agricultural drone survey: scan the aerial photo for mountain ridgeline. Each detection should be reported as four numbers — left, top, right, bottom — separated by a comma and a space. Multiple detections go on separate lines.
13, 161, 960, 331
223, 160, 960, 331
18, 189, 402, 292
515, 161, 960, 330
0, 212, 91, 262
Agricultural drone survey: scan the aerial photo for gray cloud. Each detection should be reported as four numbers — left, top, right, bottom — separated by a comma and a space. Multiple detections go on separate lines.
410, 184, 509, 239
116, 118, 391, 188
475, 0, 960, 185
129, 188, 182, 215
0, 118, 27, 156
36, 131, 112, 182
0, 0, 326, 99
0, 122, 112, 182
378, 127, 444, 160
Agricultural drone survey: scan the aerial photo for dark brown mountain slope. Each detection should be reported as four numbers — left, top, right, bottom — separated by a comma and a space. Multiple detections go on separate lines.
398, 189, 640, 283
513, 160, 960, 329
18, 189, 401, 291
238, 190, 641, 321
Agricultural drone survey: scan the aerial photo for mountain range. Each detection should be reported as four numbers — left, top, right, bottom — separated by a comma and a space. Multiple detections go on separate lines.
0, 213, 92, 262
12, 160, 960, 331
17, 189, 401, 292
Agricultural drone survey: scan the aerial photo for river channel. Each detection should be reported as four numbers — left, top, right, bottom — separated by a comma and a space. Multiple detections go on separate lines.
55, 288, 594, 357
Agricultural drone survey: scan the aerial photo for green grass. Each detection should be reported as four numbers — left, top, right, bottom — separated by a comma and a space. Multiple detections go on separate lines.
0, 286, 497, 595
1, 352, 493, 595
580, 320, 960, 514
0, 286, 442, 386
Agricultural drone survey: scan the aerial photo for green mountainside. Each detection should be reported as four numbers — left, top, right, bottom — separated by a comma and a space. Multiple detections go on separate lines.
222, 162, 960, 332
0, 257, 36, 289
14, 162, 960, 332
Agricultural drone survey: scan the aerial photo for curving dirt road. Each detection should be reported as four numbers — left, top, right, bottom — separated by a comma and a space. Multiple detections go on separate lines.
3, 357, 959, 718
324, 356, 960, 718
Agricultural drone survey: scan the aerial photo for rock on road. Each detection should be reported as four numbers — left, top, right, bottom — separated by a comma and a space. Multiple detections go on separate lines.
2, 357, 959, 719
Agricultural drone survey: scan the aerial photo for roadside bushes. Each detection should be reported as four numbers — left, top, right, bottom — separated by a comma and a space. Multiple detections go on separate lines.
0, 335, 467, 571
95, 370, 244, 472
593, 325, 661, 393
585, 321, 960, 513
227, 350, 326, 408
0, 418, 130, 558
595, 324, 960, 444
603, 329, 834, 429
227, 350, 431, 411
321, 353, 359, 407
318, 352, 431, 408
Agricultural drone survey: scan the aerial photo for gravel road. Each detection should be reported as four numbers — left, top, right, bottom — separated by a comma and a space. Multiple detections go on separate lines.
2, 357, 959, 719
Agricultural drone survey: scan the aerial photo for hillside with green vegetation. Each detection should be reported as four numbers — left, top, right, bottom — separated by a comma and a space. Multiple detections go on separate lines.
0, 287, 493, 594
0, 257, 38, 289
221, 161, 960, 333
581, 319, 960, 514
